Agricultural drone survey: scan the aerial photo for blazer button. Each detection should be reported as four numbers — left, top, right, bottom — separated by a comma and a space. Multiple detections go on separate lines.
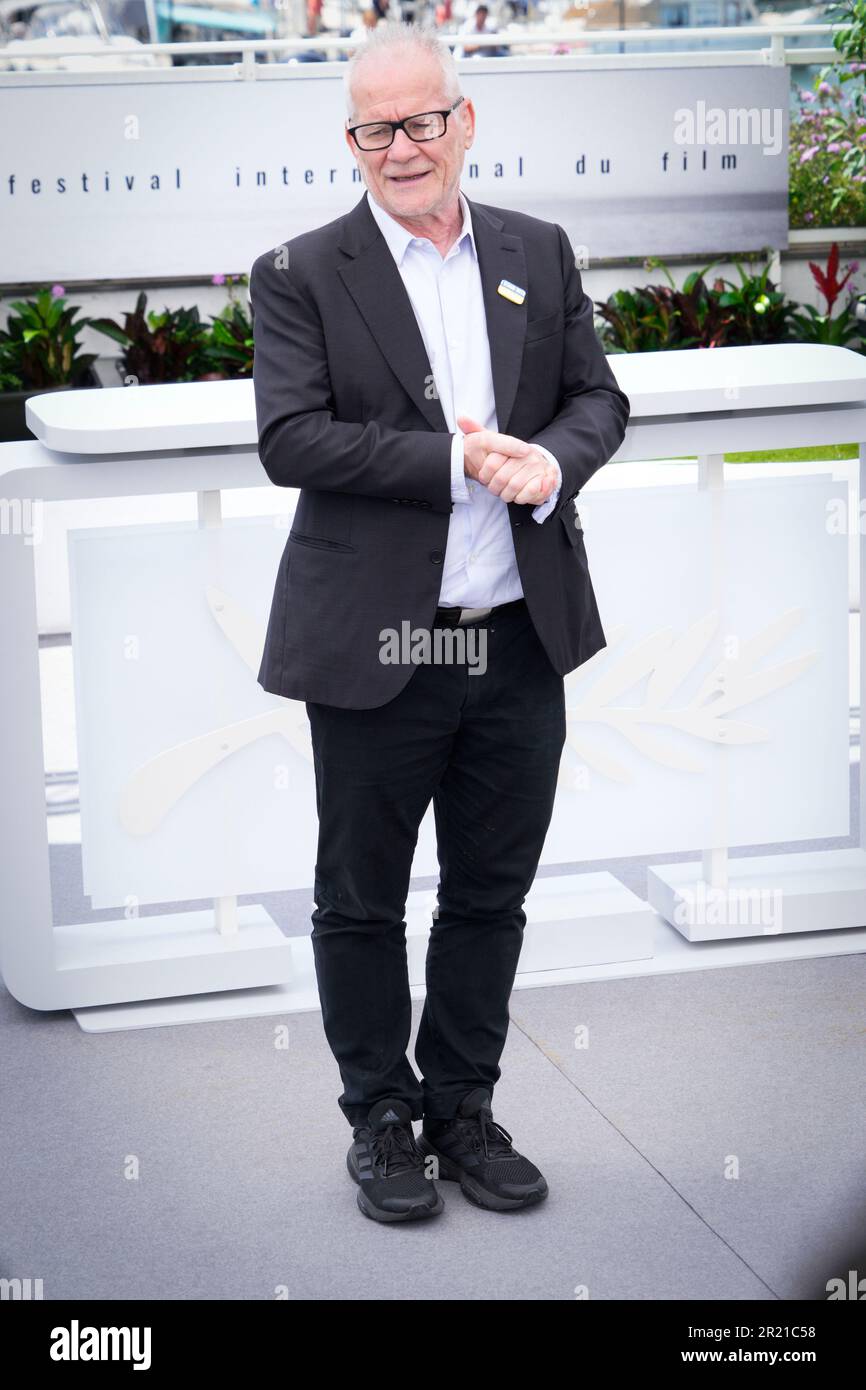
430, 551, 444, 564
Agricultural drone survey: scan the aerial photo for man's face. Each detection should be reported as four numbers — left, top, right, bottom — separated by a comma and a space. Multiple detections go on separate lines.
344, 53, 475, 223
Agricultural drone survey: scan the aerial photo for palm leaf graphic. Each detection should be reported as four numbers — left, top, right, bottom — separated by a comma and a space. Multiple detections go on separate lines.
580, 628, 677, 708
647, 611, 719, 707
694, 608, 807, 707
563, 609, 817, 784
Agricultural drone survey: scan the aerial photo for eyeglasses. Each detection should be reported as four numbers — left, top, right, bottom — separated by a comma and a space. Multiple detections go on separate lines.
347, 96, 465, 152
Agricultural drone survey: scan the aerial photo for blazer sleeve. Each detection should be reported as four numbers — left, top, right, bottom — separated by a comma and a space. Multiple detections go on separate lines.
526, 224, 630, 518
249, 249, 454, 516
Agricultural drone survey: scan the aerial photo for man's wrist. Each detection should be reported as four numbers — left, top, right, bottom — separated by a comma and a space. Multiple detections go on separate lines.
451, 429, 471, 503
531, 446, 562, 523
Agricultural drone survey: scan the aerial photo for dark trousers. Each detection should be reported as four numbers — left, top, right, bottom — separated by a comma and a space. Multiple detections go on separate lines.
304, 597, 566, 1128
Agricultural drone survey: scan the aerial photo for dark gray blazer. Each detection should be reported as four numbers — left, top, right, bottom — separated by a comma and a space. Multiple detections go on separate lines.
249, 190, 630, 709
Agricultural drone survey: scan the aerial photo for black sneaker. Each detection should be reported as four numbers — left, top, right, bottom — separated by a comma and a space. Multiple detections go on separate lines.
346, 1097, 444, 1223
415, 1088, 549, 1211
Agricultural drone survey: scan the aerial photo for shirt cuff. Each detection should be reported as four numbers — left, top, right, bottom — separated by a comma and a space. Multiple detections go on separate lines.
451, 429, 471, 504
531, 445, 562, 524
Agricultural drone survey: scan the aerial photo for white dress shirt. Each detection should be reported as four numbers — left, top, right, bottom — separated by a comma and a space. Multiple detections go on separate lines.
365, 187, 562, 607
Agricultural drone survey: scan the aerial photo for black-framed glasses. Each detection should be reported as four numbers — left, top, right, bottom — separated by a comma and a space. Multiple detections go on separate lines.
347, 96, 465, 151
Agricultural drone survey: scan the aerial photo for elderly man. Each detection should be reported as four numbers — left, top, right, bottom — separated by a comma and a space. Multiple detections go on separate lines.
249, 23, 629, 1223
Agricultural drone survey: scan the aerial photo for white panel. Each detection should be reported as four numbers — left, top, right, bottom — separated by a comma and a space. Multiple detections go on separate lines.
540, 475, 849, 863
69, 515, 319, 905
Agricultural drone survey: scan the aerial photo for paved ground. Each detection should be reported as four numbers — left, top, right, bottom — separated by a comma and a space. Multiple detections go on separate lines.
2, 897, 864, 1299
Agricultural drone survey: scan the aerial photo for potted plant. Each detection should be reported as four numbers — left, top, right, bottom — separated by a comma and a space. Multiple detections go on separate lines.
198, 274, 253, 379
90, 275, 253, 384
0, 284, 100, 443
89, 291, 212, 385
596, 258, 729, 353
594, 257, 788, 353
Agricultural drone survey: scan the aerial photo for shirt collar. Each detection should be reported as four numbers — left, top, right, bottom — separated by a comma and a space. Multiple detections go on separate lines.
365, 187, 476, 266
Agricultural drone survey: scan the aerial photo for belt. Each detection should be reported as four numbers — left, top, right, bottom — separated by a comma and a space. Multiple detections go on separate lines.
432, 597, 526, 627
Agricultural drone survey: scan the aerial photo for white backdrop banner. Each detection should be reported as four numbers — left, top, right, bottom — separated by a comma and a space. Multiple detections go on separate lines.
0, 61, 790, 283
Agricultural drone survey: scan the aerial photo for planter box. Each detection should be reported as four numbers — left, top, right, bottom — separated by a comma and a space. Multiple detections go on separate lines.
0, 368, 101, 444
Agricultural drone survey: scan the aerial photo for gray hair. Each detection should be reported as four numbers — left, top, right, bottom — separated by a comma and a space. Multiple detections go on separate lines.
344, 21, 462, 122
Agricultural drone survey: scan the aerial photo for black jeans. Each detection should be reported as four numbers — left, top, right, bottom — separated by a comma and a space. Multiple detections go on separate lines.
305, 597, 566, 1128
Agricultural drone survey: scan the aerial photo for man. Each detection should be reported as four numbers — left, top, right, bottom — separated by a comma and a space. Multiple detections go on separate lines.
455, 4, 495, 59
249, 22, 629, 1223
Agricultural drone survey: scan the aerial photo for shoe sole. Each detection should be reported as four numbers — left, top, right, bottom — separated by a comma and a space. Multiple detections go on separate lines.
414, 1134, 548, 1212
346, 1151, 444, 1223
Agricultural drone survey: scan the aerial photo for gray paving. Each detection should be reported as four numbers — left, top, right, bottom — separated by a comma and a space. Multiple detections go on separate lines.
1, 940, 863, 1300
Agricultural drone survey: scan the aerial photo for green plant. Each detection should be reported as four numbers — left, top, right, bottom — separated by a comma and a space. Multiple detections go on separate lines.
790, 79, 866, 228
715, 258, 794, 345
595, 257, 783, 352
813, 1, 866, 214
596, 258, 728, 351
596, 250, 866, 355
90, 291, 211, 384
657, 264, 730, 349
0, 341, 23, 392
199, 276, 253, 378
594, 284, 680, 353
198, 304, 253, 378
0, 285, 97, 389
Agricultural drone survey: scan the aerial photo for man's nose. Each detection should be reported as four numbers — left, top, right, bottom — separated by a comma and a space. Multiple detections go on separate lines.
388, 127, 423, 160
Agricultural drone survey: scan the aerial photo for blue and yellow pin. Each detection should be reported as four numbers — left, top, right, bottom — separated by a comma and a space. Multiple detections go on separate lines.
497, 278, 526, 305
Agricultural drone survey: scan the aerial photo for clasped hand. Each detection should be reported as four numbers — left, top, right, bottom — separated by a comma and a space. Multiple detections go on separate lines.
458, 414, 558, 507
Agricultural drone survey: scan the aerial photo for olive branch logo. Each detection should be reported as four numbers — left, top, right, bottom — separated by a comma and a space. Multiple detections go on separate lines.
559, 608, 818, 788
116, 594, 818, 831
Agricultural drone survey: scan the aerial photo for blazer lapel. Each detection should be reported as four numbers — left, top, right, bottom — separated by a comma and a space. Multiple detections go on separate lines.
467, 196, 527, 438
336, 191, 528, 436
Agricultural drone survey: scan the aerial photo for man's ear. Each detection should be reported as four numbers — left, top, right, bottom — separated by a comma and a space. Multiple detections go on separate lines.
462, 98, 477, 150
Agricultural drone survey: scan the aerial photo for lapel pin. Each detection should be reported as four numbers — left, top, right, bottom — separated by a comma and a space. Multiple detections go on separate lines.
497, 278, 526, 305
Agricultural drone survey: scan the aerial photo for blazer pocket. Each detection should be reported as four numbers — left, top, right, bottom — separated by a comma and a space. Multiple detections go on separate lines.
289, 531, 357, 554
525, 310, 563, 344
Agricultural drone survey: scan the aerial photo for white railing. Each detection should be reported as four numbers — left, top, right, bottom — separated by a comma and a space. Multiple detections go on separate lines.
0, 24, 848, 74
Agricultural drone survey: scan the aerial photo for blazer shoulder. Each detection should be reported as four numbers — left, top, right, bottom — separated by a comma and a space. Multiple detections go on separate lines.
470, 199, 565, 247
249, 207, 352, 283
